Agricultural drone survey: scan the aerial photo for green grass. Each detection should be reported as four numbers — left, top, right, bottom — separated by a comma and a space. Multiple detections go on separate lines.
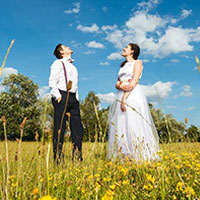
0, 141, 200, 200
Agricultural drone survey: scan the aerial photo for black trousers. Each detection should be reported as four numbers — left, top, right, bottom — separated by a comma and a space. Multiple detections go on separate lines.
52, 90, 83, 161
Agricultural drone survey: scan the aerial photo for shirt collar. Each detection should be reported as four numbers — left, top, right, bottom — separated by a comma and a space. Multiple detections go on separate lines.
61, 57, 74, 63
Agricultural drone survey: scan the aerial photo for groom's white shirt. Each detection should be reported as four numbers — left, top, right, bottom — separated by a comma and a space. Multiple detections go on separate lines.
49, 57, 79, 100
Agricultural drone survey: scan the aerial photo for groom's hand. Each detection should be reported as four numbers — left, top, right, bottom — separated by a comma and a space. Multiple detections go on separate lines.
57, 96, 62, 103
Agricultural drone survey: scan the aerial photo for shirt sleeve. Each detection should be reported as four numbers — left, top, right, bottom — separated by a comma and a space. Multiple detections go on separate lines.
49, 60, 62, 100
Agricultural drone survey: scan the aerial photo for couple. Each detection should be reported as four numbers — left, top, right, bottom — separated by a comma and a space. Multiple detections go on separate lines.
49, 43, 159, 163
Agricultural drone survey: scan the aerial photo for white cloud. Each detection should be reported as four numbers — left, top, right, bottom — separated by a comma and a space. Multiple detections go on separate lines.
77, 24, 100, 33
101, 25, 117, 32
126, 12, 166, 33
184, 106, 196, 111
107, 52, 122, 60
141, 81, 177, 101
137, 0, 160, 11
105, 30, 124, 49
0, 84, 5, 92
82, 77, 89, 81
166, 105, 176, 109
180, 85, 193, 97
181, 9, 192, 19
102, 7, 108, 12
64, 2, 80, 14
170, 59, 180, 63
86, 41, 105, 49
100, 62, 109, 66
77, 1, 199, 58
142, 59, 149, 63
84, 50, 95, 55
189, 27, 200, 42
0, 67, 18, 79
39, 86, 50, 99
97, 92, 115, 104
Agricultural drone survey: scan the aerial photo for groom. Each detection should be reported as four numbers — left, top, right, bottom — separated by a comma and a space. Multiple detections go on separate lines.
49, 43, 83, 162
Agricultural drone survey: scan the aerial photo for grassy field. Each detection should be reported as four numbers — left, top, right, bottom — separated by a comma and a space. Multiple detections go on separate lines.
0, 141, 200, 200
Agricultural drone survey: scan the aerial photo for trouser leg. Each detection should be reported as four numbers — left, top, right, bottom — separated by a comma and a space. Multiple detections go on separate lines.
69, 101, 83, 161
52, 96, 67, 161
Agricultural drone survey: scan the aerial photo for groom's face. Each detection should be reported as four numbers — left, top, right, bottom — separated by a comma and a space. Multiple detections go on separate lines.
61, 45, 73, 56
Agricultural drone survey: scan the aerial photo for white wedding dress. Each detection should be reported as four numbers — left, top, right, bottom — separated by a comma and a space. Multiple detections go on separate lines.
108, 60, 159, 162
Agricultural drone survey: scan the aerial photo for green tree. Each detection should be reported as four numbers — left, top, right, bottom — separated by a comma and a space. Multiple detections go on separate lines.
149, 104, 186, 143
185, 125, 200, 142
0, 74, 40, 140
80, 91, 100, 142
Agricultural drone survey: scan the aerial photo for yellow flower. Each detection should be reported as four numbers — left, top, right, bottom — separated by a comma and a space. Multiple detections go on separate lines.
176, 182, 183, 192
122, 180, 129, 185
143, 184, 153, 190
110, 184, 115, 190
103, 177, 111, 182
102, 190, 114, 200
40, 195, 56, 200
88, 175, 93, 180
95, 174, 100, 178
172, 195, 176, 200
81, 188, 86, 194
120, 167, 128, 175
175, 165, 181, 170
146, 174, 155, 184
185, 186, 195, 196
33, 187, 39, 195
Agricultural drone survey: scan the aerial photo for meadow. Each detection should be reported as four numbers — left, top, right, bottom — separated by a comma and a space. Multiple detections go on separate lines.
0, 141, 200, 200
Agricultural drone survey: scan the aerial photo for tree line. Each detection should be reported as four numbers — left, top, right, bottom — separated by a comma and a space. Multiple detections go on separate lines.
0, 73, 199, 143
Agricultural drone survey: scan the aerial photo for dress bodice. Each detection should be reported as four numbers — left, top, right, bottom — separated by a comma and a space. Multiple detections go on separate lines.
118, 60, 142, 84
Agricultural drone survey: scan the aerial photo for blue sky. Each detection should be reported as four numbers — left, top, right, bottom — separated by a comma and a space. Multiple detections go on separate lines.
0, 0, 200, 126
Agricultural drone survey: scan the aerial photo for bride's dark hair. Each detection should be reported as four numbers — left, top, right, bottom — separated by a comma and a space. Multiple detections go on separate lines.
120, 43, 140, 68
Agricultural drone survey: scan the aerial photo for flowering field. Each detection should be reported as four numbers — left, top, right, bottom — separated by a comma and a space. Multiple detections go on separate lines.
0, 141, 200, 200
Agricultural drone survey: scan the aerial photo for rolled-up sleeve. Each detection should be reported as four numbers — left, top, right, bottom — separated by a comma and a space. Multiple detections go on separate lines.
49, 60, 62, 100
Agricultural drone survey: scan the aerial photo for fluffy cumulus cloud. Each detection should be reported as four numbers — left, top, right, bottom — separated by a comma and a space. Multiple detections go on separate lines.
101, 25, 118, 32
107, 52, 122, 60
97, 81, 176, 104
180, 85, 193, 97
99, 1, 199, 58
0, 67, 18, 79
86, 41, 105, 49
64, 2, 80, 14
39, 86, 50, 98
181, 9, 192, 19
184, 106, 196, 111
77, 24, 100, 33
97, 92, 115, 104
170, 59, 180, 63
100, 62, 109, 66
137, 0, 160, 11
77, 0, 200, 58
0, 84, 5, 92
141, 81, 176, 101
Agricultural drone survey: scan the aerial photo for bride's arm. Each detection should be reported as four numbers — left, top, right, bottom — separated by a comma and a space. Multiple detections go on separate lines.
120, 60, 143, 112
121, 60, 143, 92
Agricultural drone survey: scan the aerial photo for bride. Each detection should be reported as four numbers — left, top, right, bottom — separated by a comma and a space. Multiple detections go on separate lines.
108, 43, 159, 162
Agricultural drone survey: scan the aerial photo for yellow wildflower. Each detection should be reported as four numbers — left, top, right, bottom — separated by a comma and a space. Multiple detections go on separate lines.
39, 195, 56, 200
146, 174, 155, 184
110, 184, 115, 190
122, 180, 129, 185
176, 182, 183, 192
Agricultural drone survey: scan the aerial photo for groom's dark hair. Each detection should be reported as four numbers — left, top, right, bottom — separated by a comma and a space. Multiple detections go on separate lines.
54, 43, 63, 59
